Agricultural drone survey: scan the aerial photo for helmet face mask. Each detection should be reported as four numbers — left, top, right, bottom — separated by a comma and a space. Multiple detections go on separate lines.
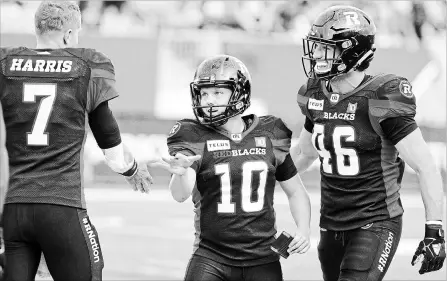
302, 5, 377, 81
302, 38, 347, 79
190, 55, 251, 127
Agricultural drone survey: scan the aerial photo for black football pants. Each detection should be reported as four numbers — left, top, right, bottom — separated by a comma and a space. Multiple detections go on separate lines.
2, 203, 104, 281
184, 254, 283, 281
318, 216, 402, 281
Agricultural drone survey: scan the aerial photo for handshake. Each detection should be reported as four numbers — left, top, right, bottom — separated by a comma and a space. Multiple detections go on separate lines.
121, 153, 202, 194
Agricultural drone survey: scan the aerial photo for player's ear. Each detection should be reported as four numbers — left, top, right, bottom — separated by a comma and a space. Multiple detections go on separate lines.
63, 29, 72, 46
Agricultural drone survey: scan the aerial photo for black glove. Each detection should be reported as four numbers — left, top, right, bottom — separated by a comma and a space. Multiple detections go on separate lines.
411, 223, 446, 274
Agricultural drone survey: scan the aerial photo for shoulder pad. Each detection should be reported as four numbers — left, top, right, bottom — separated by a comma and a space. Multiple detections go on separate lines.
274, 117, 293, 140
167, 119, 203, 144
297, 78, 321, 107
0, 47, 27, 61
297, 78, 319, 97
167, 119, 206, 158
258, 115, 292, 140
65, 48, 114, 74
375, 75, 416, 105
369, 75, 416, 120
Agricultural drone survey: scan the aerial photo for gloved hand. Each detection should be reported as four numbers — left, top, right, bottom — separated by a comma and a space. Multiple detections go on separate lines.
122, 161, 153, 193
411, 223, 446, 274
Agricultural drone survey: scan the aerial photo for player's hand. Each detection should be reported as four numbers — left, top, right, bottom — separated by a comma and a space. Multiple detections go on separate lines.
148, 153, 201, 176
124, 162, 153, 193
411, 223, 445, 274
288, 230, 311, 255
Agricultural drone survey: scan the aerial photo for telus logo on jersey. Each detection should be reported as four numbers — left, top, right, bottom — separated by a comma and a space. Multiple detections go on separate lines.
82, 217, 101, 263
207, 140, 231, 152
308, 98, 324, 111
377, 231, 394, 272
9, 58, 73, 73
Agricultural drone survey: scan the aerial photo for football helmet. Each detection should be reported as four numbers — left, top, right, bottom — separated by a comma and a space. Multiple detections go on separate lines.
190, 55, 251, 126
302, 5, 376, 80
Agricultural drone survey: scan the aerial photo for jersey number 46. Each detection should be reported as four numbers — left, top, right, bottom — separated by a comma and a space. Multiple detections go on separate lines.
312, 123, 360, 176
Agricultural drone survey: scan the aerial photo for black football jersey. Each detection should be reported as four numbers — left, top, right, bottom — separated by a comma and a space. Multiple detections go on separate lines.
297, 74, 417, 231
167, 114, 297, 266
0, 47, 119, 208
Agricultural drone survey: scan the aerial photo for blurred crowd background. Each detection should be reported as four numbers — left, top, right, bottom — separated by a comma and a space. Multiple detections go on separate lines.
2, 0, 446, 42
1, 0, 446, 184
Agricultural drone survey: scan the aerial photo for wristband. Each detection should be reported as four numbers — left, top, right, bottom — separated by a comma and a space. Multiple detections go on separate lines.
120, 160, 138, 177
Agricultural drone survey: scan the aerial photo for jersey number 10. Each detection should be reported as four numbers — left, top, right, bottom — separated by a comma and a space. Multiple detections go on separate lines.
312, 124, 360, 176
216, 161, 268, 214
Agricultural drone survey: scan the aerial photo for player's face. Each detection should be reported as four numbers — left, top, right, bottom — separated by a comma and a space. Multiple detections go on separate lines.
199, 87, 232, 117
311, 42, 341, 75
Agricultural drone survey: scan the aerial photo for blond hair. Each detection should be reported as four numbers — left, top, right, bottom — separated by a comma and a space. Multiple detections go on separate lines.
35, 1, 81, 35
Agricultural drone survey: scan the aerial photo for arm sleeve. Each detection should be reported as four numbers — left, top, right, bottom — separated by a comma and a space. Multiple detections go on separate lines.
380, 116, 418, 145
304, 116, 314, 133
275, 154, 298, 182
88, 101, 122, 149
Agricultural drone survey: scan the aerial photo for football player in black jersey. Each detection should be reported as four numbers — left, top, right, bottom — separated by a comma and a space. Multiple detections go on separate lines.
293, 5, 445, 281
0, 2, 153, 280
151, 55, 311, 281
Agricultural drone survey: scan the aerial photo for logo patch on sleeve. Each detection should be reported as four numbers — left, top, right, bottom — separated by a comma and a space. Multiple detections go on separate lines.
168, 122, 181, 137
399, 80, 413, 98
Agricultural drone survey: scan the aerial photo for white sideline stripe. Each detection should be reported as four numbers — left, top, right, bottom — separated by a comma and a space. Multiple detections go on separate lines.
91, 215, 420, 257
85, 189, 430, 209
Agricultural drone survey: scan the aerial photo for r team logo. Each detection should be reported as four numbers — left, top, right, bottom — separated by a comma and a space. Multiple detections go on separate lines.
399, 80, 413, 99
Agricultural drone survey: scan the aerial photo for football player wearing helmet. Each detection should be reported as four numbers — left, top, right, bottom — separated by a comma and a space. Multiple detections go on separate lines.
151, 55, 311, 281
293, 5, 445, 281
0, 2, 153, 280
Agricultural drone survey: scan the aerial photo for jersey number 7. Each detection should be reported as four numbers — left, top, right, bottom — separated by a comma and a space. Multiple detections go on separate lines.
23, 83, 57, 146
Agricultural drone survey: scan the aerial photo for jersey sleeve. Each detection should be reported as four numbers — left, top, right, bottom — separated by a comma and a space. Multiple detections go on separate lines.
272, 117, 297, 181
85, 49, 119, 113
167, 120, 206, 172
369, 75, 418, 141
296, 81, 311, 118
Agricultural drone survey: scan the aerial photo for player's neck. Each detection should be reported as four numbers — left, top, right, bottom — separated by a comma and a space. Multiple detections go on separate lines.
35, 36, 64, 49
328, 71, 365, 95
220, 116, 245, 134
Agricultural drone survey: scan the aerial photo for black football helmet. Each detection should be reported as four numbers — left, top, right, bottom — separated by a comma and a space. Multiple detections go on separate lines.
190, 55, 251, 126
302, 5, 376, 80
